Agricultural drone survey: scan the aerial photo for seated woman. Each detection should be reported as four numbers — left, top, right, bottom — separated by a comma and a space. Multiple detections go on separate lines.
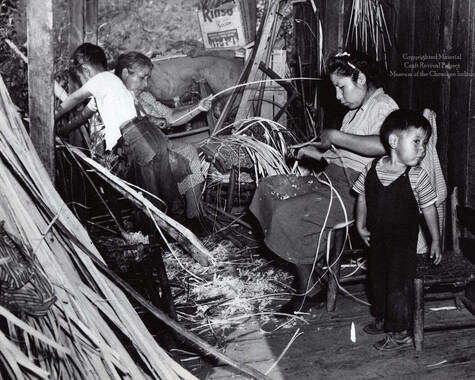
114, 52, 212, 227
250, 51, 399, 315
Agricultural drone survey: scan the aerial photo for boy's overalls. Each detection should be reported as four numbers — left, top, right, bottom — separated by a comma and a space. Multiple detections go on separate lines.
365, 157, 419, 332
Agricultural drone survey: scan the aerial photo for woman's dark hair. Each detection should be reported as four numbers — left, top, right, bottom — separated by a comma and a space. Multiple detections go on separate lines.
327, 51, 385, 88
380, 109, 432, 153
114, 52, 153, 79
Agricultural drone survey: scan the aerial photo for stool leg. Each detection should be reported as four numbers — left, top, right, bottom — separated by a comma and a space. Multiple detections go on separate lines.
454, 293, 465, 311
225, 166, 236, 213
141, 258, 163, 309
414, 278, 424, 351
204, 161, 214, 204
327, 229, 344, 312
152, 248, 178, 321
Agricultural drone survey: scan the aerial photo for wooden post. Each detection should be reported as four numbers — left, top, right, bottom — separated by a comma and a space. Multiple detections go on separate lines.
26, 0, 55, 179
413, 278, 424, 351
234, 1, 281, 122
65, 0, 98, 218
68, 0, 98, 149
327, 228, 344, 312
69, 0, 98, 52
85, 0, 99, 43
151, 245, 178, 321
69, 0, 82, 55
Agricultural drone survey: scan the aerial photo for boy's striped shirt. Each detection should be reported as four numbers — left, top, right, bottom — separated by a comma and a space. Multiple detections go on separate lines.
353, 158, 437, 209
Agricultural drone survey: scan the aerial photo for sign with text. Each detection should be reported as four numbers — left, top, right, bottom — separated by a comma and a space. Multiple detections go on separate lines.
197, 2, 247, 49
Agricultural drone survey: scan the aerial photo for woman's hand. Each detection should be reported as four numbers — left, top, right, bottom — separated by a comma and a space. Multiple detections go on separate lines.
149, 116, 168, 129
318, 129, 337, 150
294, 146, 324, 161
198, 95, 213, 112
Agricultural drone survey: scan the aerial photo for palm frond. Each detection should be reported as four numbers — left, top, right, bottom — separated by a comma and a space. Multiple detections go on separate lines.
0, 73, 197, 380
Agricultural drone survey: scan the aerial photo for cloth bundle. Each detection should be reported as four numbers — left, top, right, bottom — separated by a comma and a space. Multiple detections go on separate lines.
0, 222, 56, 318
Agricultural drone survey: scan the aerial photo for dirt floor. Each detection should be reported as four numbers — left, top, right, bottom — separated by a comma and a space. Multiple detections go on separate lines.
187, 282, 475, 380
80, 185, 475, 380
135, 209, 475, 380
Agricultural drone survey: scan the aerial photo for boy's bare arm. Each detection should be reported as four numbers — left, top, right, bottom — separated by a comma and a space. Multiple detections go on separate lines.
356, 194, 371, 247
58, 106, 95, 136
421, 203, 442, 265
55, 87, 92, 120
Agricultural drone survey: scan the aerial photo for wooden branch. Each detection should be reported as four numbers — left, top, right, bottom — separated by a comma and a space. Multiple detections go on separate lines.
5, 38, 68, 102
235, 2, 281, 122
258, 61, 302, 97
26, 0, 55, 179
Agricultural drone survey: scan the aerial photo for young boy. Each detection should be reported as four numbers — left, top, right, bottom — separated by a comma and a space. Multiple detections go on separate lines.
352, 109, 442, 351
55, 43, 185, 222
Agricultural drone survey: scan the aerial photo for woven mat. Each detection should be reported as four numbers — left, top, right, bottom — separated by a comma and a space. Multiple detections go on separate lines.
416, 252, 475, 286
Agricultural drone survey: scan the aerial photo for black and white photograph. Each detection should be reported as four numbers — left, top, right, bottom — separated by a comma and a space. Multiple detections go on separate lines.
0, 0, 474, 379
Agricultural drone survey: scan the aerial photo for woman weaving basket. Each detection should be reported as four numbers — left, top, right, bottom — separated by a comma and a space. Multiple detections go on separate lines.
250, 51, 399, 315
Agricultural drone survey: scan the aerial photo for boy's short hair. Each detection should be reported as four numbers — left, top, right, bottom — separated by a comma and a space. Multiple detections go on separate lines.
70, 43, 107, 71
69, 43, 107, 84
380, 109, 432, 152
114, 52, 153, 78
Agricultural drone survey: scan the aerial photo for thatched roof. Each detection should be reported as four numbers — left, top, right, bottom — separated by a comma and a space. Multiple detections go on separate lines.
0, 74, 197, 379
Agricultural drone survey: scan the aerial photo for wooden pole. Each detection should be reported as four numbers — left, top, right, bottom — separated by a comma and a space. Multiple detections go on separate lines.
70, 0, 98, 47
326, 228, 344, 312
69, 0, 83, 56
68, 0, 87, 149
67, 0, 98, 149
85, 0, 99, 43
26, 0, 55, 179
235, 1, 280, 122
413, 278, 424, 351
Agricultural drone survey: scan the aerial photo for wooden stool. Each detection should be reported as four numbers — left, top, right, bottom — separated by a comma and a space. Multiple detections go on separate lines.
102, 242, 177, 320
413, 187, 475, 351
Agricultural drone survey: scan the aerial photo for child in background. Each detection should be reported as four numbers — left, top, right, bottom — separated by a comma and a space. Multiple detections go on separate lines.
114, 52, 212, 226
55, 43, 186, 223
352, 109, 442, 351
